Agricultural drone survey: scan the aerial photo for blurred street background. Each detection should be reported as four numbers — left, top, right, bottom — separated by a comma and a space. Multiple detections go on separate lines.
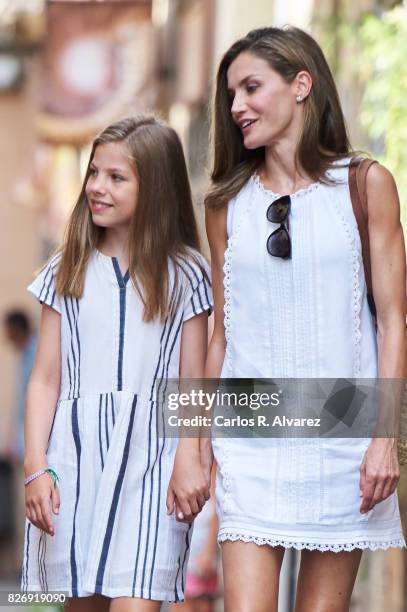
0, 0, 406, 610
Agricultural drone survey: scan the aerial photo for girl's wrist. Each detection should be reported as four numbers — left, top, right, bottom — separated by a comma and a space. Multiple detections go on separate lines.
24, 468, 60, 488
24, 454, 47, 477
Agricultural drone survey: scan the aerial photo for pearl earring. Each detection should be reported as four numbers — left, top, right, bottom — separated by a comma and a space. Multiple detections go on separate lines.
296, 95, 302, 102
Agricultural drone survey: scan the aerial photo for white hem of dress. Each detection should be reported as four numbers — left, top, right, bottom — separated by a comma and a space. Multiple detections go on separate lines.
24, 582, 183, 602
218, 532, 406, 552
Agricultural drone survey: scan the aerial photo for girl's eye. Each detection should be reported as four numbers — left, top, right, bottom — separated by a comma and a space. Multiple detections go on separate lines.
247, 84, 259, 93
89, 168, 97, 176
112, 174, 124, 182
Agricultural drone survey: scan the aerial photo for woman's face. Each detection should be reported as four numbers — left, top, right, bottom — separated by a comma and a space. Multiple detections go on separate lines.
86, 141, 139, 231
227, 51, 299, 149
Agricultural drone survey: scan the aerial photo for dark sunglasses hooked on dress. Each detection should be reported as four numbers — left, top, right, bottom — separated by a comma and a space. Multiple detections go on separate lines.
266, 194, 291, 259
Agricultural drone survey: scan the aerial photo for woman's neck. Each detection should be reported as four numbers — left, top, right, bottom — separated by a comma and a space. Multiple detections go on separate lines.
261, 139, 314, 195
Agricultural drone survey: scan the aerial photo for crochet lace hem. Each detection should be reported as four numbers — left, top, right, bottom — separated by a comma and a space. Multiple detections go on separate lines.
218, 532, 405, 552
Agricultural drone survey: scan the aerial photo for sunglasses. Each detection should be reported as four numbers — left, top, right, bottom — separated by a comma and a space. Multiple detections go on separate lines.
266, 195, 291, 259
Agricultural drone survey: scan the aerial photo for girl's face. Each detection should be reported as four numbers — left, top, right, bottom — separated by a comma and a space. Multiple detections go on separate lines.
227, 51, 299, 149
86, 141, 138, 231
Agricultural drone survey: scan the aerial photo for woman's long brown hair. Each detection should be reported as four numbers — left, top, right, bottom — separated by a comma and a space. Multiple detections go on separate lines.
56, 115, 205, 322
205, 26, 354, 210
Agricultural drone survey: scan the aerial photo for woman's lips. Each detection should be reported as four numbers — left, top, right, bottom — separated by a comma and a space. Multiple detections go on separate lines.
241, 118, 258, 134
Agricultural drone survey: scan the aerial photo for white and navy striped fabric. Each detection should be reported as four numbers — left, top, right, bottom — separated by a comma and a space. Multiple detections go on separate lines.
22, 249, 213, 600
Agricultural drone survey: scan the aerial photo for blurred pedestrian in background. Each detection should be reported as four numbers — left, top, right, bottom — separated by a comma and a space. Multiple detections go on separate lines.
1, 309, 37, 579
3, 310, 37, 461
169, 468, 220, 612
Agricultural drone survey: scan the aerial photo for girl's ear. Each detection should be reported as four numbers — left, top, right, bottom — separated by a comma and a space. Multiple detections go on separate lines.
294, 70, 312, 102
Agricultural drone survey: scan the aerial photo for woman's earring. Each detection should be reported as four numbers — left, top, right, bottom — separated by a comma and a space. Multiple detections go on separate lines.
296, 95, 303, 102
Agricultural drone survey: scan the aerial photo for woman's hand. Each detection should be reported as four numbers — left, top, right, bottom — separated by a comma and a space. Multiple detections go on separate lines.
166, 442, 210, 523
25, 472, 60, 536
359, 438, 400, 513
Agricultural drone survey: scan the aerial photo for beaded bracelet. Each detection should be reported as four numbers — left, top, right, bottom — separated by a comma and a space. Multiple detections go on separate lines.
24, 468, 60, 489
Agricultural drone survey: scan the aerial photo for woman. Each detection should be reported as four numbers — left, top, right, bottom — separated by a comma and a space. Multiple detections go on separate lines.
204, 26, 405, 612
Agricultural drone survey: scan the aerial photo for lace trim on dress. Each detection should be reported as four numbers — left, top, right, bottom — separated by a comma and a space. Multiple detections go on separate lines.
252, 173, 321, 199
223, 244, 233, 376
218, 533, 406, 552
330, 198, 362, 377
222, 185, 256, 376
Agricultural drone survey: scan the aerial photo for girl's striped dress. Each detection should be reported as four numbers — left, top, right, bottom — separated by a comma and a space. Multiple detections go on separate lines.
22, 248, 213, 601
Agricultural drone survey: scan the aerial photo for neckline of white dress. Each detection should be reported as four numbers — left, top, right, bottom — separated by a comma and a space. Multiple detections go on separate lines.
95, 249, 130, 284
252, 172, 321, 198
95, 248, 111, 260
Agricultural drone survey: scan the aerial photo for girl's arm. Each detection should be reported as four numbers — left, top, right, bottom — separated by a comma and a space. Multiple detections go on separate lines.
359, 163, 406, 513
166, 311, 210, 522
24, 304, 61, 535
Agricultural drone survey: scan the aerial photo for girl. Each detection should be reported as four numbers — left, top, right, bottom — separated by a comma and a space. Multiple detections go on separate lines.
22, 115, 213, 611
204, 26, 406, 612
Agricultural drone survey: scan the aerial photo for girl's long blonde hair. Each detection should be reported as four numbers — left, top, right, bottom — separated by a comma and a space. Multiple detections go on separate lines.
56, 115, 205, 322
205, 26, 354, 210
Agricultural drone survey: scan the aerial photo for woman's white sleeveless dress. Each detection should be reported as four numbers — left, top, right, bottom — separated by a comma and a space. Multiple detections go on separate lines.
212, 161, 405, 551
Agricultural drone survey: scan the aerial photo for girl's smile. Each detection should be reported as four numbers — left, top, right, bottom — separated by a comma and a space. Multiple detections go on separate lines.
90, 200, 113, 213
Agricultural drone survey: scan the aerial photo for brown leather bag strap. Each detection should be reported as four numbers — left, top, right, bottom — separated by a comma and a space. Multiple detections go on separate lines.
349, 156, 378, 316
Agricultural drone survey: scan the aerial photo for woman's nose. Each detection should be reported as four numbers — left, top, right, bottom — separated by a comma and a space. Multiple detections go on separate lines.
231, 92, 248, 116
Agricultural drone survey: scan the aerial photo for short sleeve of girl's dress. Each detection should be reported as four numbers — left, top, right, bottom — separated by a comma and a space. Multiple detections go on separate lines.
181, 254, 213, 322
27, 255, 62, 314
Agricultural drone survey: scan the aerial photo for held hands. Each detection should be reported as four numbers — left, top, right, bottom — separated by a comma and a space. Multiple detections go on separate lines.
166, 443, 210, 523
25, 472, 60, 536
359, 438, 400, 514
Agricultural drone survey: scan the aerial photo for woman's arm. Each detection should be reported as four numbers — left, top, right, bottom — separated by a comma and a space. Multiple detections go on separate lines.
370, 165, 406, 377
24, 304, 61, 534
200, 206, 229, 473
359, 163, 406, 513
191, 465, 219, 579
205, 206, 228, 378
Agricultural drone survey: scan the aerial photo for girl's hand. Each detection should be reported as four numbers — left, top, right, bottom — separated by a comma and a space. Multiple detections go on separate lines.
166, 446, 210, 523
359, 438, 400, 513
25, 473, 60, 536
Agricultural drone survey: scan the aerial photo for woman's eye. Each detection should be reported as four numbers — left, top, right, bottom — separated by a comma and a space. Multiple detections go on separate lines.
112, 174, 124, 182
89, 168, 97, 176
247, 84, 259, 93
